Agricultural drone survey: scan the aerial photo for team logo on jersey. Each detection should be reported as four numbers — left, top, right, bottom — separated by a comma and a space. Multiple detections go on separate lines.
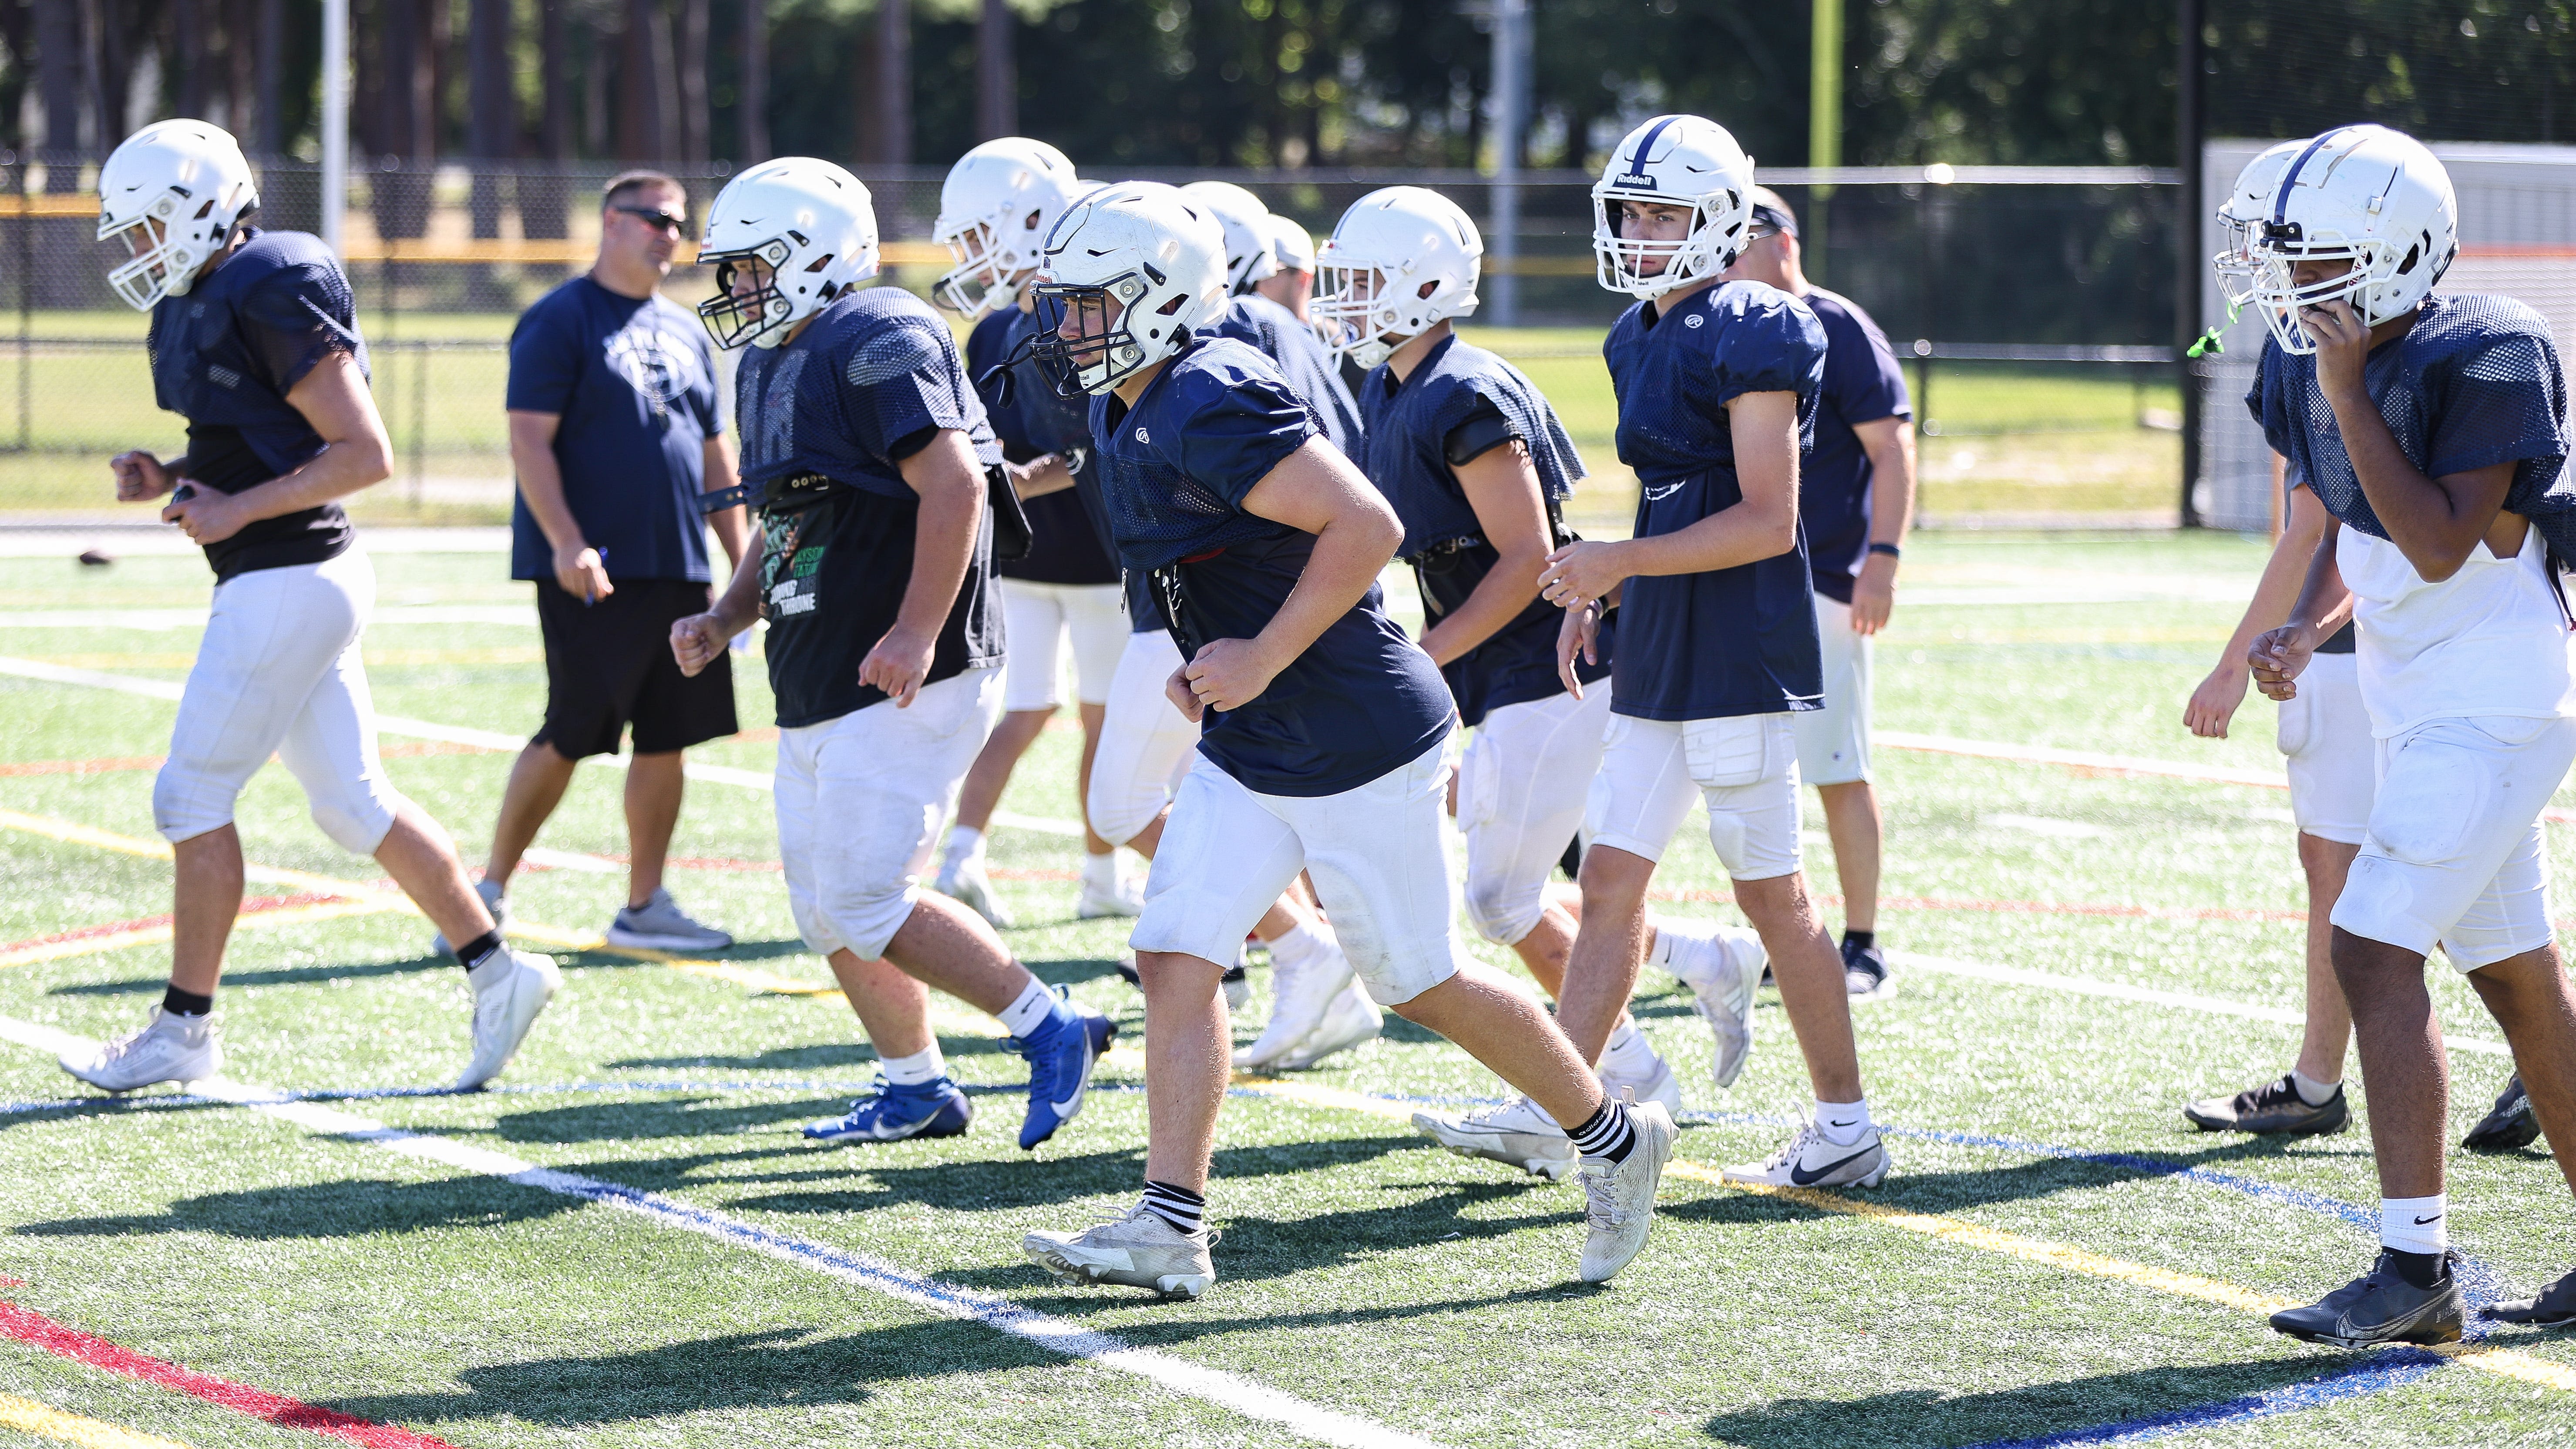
1135, 427, 1150, 443
605, 323, 703, 418
1643, 481, 1686, 502
1683, 313, 1704, 329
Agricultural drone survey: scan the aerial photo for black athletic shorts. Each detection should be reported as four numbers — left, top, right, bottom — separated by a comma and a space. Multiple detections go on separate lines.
534, 577, 738, 759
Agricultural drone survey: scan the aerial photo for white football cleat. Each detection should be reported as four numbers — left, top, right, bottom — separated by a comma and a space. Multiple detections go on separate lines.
1599, 1052, 1684, 1118
1577, 1095, 1676, 1284
934, 856, 1014, 930
1074, 866, 1143, 920
428, 877, 509, 959
1238, 935, 1356, 1069
1665, 922, 1765, 1089
59, 1007, 221, 1092
1271, 976, 1382, 1070
1023, 1203, 1218, 1299
605, 888, 733, 952
1723, 1120, 1891, 1190
1411, 1096, 1577, 1180
455, 948, 562, 1090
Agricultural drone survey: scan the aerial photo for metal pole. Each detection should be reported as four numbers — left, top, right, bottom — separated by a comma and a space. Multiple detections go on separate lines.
2176, 0, 2205, 527
1809, 0, 1842, 280
17, 173, 32, 454
1487, 0, 1527, 326
321, 0, 349, 256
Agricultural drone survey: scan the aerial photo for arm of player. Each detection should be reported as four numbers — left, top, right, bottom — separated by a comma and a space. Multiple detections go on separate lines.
111, 449, 182, 504
1536, 389, 1801, 609
2249, 518, 2357, 703
2305, 297, 2520, 582
701, 432, 750, 570
1554, 594, 1617, 699
671, 519, 768, 679
1419, 438, 1554, 667
158, 351, 391, 547
1848, 415, 1917, 635
1007, 453, 1077, 501
2188, 478, 2331, 738
1176, 437, 1403, 718
866, 428, 985, 707
506, 409, 612, 602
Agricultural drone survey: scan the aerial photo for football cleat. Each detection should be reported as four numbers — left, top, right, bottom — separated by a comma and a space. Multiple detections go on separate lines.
605, 888, 733, 953
1075, 873, 1144, 921
1577, 1096, 1677, 1284
1599, 1052, 1684, 1118
1239, 935, 1356, 1069
1666, 923, 1765, 1089
1724, 1120, 1892, 1190
1012, 986, 1116, 1150
2183, 1073, 2349, 1135
2462, 1074, 2539, 1152
1024, 1202, 1218, 1299
1271, 977, 1382, 1070
933, 855, 1014, 930
427, 876, 509, 959
2489, 1268, 2576, 1327
804, 1076, 973, 1143
58, 1007, 221, 1092
456, 948, 562, 1089
2270, 1251, 2465, 1347
1843, 937, 1895, 1002
1412, 1096, 1576, 1180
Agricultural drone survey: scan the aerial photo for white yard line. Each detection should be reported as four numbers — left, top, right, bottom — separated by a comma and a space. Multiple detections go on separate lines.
0, 1015, 1450, 1449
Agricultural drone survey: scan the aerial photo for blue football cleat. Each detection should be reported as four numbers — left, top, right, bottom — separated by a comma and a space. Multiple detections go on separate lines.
803, 1075, 973, 1144
1014, 985, 1116, 1150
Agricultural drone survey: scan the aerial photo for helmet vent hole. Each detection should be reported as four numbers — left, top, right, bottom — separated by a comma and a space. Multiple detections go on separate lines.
1155, 293, 1188, 316
193, 200, 215, 220
804, 253, 833, 272
2398, 242, 2421, 275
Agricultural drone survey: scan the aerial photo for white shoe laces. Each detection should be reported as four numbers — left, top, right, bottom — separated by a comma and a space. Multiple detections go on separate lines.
1763, 1123, 1823, 1173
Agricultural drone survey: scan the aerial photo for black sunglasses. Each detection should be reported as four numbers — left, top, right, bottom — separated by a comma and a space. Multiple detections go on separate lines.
613, 204, 688, 234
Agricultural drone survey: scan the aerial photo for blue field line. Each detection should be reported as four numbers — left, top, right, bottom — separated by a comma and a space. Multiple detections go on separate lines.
1958, 1352, 2448, 1448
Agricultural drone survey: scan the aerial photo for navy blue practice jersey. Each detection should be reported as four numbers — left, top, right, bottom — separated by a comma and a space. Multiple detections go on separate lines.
1356, 332, 1608, 726
1602, 279, 1829, 722
1089, 336, 1453, 796
1205, 293, 1365, 460
965, 306, 1119, 587
733, 287, 1006, 728
147, 228, 367, 581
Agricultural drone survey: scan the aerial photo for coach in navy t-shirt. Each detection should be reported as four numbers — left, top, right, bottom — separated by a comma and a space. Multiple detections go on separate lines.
477, 170, 750, 955
1723, 188, 1916, 997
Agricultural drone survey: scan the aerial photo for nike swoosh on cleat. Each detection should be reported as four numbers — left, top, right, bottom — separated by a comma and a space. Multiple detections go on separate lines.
1790, 1145, 1878, 1186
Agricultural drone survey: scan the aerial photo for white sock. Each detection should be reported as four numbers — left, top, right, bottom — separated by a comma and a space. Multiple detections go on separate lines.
1599, 1019, 1661, 1080
880, 1044, 946, 1086
942, 827, 985, 872
1650, 918, 1718, 986
2290, 1068, 2341, 1106
1815, 1098, 1873, 1146
1265, 920, 1334, 971
2381, 1193, 2448, 1256
1082, 849, 1119, 892
996, 976, 1057, 1038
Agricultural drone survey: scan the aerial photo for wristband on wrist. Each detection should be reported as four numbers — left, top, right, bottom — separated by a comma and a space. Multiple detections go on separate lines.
1866, 541, 1902, 559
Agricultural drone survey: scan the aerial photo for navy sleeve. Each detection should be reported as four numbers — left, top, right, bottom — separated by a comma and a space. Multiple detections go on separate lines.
686, 325, 725, 436
1821, 307, 1911, 425
1714, 294, 1829, 408
1443, 395, 1519, 467
504, 296, 582, 416
239, 260, 365, 394
842, 318, 981, 467
1169, 370, 1318, 507
2428, 331, 2569, 481
2247, 350, 2296, 460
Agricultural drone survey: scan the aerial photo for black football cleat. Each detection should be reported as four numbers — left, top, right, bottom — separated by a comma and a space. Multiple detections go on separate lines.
2270, 1251, 2465, 1348
2183, 1073, 2350, 1135
2489, 1268, 2576, 1327
2462, 1075, 2539, 1153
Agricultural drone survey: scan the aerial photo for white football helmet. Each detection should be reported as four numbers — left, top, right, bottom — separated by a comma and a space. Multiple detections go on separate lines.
1177, 180, 1278, 292
1313, 187, 1483, 370
1029, 182, 1227, 396
694, 157, 880, 351
1264, 213, 1317, 276
96, 119, 260, 311
2249, 125, 2458, 356
2212, 141, 2305, 310
932, 137, 1084, 319
1591, 114, 1755, 300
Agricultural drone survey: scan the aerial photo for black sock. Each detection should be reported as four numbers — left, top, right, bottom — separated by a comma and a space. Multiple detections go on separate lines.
1140, 1179, 1205, 1235
454, 931, 504, 972
1567, 1100, 1636, 1163
161, 985, 213, 1018
2386, 1247, 2448, 1290
1843, 929, 1876, 952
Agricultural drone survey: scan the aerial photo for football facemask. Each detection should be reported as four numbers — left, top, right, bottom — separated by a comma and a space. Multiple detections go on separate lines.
696, 245, 800, 351
1029, 276, 1162, 397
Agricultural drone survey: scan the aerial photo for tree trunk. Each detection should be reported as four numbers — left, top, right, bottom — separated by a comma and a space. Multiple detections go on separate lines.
468, 0, 514, 239
538, 0, 571, 160
256, 0, 283, 153
873, 0, 908, 165
32, 0, 81, 175
170, 0, 204, 118
676, 0, 706, 166
975, 0, 1012, 141
372, 0, 434, 238
737, 0, 766, 163
619, 0, 673, 160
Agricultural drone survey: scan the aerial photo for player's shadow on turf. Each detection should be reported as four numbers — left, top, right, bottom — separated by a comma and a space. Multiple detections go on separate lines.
1695, 1351, 2419, 1448
723, 1136, 1433, 1220
323, 1323, 1051, 1425
482, 1094, 864, 1144
48, 956, 448, 995
13, 1176, 581, 1241
602, 1035, 1016, 1073
1665, 1141, 2370, 1226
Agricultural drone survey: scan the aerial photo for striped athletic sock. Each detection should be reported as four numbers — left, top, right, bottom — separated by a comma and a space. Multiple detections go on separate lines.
1567, 1099, 1636, 1163
1140, 1180, 1205, 1235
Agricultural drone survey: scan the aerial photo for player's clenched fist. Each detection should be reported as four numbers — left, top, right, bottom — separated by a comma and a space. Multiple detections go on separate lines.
670, 611, 733, 678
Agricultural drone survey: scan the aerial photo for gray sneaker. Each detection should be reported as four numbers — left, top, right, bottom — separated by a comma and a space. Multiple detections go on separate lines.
1024, 1202, 1218, 1299
429, 877, 509, 959
605, 888, 733, 952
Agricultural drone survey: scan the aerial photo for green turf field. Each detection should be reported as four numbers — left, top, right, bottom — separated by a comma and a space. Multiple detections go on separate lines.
0, 531, 2568, 1449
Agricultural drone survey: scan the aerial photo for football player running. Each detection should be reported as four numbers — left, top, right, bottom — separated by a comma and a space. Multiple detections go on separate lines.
2244, 126, 2576, 1340
61, 120, 560, 1095
1541, 115, 1890, 1191
1018, 185, 1673, 1298
669, 158, 1114, 1152
1178, 180, 1365, 458
1314, 186, 1766, 1179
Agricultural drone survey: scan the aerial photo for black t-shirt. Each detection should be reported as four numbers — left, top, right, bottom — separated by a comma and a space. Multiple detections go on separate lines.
148, 229, 363, 582
965, 307, 1120, 587
733, 289, 1006, 728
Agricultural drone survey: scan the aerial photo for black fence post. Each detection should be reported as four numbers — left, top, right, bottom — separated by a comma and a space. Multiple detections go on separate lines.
2176, 0, 2205, 527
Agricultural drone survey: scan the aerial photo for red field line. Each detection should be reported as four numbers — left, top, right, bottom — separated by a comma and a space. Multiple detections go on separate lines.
0, 1301, 464, 1449
0, 894, 352, 956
